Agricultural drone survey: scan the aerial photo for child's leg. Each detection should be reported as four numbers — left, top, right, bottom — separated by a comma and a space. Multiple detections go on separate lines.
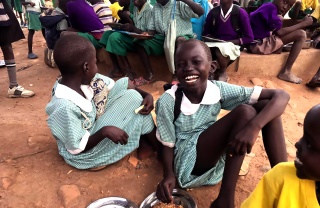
193, 104, 257, 208
306, 67, 320, 87
138, 127, 162, 160
108, 52, 126, 77
213, 48, 230, 82
277, 29, 306, 84
18, 12, 24, 25
118, 56, 136, 80
1, 44, 34, 97
27, 29, 38, 59
136, 45, 154, 81
253, 100, 287, 166
1, 44, 17, 87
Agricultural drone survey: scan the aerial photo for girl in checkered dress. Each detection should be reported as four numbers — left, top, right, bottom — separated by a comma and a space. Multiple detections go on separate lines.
155, 39, 289, 208
45, 34, 160, 170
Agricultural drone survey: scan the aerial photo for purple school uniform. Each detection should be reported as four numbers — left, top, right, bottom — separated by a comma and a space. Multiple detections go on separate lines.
67, 0, 104, 33
203, 6, 253, 45
250, 3, 282, 40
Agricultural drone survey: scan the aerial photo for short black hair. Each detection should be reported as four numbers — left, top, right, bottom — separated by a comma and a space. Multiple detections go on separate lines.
175, 39, 212, 62
54, 34, 95, 76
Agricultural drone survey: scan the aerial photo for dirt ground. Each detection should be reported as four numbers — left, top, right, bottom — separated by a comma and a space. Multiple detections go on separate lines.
0, 30, 319, 208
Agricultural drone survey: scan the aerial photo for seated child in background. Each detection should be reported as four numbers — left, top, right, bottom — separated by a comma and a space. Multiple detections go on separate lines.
155, 39, 289, 208
241, 104, 320, 208
249, 0, 313, 84
203, 0, 253, 81
289, 0, 318, 20
88, 0, 114, 31
133, 0, 204, 86
46, 35, 160, 170
64, 0, 105, 48
40, 0, 71, 68
99, 0, 153, 80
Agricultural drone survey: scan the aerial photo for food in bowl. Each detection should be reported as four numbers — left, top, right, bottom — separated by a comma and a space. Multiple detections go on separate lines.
152, 202, 183, 208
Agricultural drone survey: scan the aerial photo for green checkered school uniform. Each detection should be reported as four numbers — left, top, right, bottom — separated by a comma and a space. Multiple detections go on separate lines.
46, 75, 154, 169
136, 0, 199, 55
155, 81, 261, 188
100, 2, 153, 56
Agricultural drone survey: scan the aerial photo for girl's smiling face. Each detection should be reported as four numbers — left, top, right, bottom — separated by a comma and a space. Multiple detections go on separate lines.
175, 40, 215, 92
295, 106, 320, 181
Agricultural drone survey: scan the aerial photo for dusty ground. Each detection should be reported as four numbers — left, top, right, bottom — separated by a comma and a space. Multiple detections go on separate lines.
0, 30, 319, 208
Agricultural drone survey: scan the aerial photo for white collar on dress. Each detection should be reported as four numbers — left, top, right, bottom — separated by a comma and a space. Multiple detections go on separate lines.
54, 83, 94, 113
166, 80, 221, 115
220, 4, 233, 19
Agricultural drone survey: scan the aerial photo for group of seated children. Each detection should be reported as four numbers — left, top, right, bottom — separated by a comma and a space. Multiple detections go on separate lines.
45, 34, 299, 207
40, 0, 319, 88
97, 0, 315, 85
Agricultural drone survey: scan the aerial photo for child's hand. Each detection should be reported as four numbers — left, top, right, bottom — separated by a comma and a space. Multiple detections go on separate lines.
120, 23, 134, 32
30, 2, 35, 6
302, 15, 313, 26
228, 124, 260, 155
156, 175, 176, 203
139, 94, 154, 115
102, 126, 128, 145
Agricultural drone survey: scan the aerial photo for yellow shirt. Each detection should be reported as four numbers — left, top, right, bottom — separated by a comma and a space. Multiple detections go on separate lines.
109, 2, 123, 20
241, 162, 320, 208
312, 5, 320, 22
301, 0, 318, 11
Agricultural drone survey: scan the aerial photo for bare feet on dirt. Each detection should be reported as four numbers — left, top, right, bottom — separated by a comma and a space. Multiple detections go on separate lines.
277, 72, 302, 84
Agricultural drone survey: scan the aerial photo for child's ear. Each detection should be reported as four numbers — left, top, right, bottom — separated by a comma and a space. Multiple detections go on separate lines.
210, 60, 217, 75
83, 62, 89, 73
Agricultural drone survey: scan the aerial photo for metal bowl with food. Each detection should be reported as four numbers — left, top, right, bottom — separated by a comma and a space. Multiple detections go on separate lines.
87, 197, 138, 208
140, 189, 197, 208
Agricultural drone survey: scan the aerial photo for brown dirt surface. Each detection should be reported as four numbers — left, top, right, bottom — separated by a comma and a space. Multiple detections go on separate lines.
0, 30, 319, 208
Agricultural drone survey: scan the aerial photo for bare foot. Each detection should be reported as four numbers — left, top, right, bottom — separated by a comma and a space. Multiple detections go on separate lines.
277, 72, 302, 84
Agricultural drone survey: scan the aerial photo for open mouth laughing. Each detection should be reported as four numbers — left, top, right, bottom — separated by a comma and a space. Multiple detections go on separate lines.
184, 75, 199, 83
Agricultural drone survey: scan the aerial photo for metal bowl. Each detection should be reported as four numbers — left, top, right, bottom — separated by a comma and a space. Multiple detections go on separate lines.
140, 189, 197, 208
87, 197, 138, 208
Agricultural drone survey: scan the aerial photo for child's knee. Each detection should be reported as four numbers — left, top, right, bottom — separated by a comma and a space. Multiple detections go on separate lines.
234, 104, 257, 121
293, 29, 307, 41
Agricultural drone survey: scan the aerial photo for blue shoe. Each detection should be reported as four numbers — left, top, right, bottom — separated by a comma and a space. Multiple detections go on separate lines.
28, 53, 38, 59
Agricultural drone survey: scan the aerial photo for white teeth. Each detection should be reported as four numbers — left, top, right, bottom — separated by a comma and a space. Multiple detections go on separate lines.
185, 75, 199, 82
295, 157, 303, 165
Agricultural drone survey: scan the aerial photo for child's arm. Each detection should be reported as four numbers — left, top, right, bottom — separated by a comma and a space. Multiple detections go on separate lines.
84, 126, 129, 151
274, 15, 313, 37
156, 146, 176, 203
229, 89, 290, 155
178, 0, 205, 16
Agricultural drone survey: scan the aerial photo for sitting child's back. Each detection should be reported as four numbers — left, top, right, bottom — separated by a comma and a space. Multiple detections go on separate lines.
250, 2, 282, 40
